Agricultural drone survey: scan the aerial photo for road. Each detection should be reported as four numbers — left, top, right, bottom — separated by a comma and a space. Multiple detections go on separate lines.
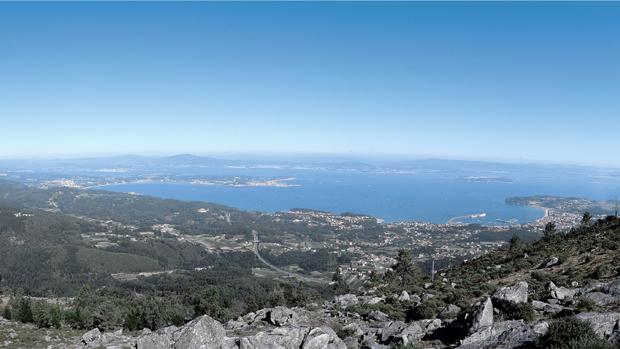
251, 230, 328, 284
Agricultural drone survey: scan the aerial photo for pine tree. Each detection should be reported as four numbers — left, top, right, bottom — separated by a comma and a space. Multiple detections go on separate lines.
509, 235, 523, 252
332, 267, 348, 293
15, 297, 33, 323
582, 212, 593, 225
544, 222, 557, 238
393, 249, 420, 286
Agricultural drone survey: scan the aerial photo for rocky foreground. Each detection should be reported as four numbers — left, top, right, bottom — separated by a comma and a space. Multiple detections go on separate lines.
8, 277, 612, 349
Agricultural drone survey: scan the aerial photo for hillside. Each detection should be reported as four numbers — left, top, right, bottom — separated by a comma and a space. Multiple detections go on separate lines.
2, 206, 620, 348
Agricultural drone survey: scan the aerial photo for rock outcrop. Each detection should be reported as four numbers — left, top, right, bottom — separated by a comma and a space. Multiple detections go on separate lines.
238, 326, 309, 349
459, 320, 548, 349
301, 326, 346, 349
367, 310, 389, 322
266, 306, 305, 327
74, 279, 620, 349
359, 296, 384, 305
174, 315, 226, 349
548, 281, 578, 300
492, 281, 528, 304
439, 304, 461, 319
542, 256, 559, 268
82, 328, 136, 348
81, 328, 101, 347
470, 297, 494, 332
136, 327, 176, 349
129, 310, 351, 349
531, 300, 564, 314
401, 319, 442, 343
574, 312, 620, 340
334, 294, 359, 307
398, 291, 410, 302
584, 292, 617, 306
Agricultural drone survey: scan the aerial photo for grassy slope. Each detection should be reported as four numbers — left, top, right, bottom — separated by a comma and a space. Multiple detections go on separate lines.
445, 216, 620, 302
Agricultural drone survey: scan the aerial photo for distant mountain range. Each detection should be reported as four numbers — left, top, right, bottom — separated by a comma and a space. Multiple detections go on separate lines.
2, 154, 620, 175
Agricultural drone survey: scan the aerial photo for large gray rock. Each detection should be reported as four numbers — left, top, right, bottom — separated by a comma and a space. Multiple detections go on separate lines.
584, 292, 618, 306
574, 312, 620, 339
470, 297, 494, 333
342, 323, 364, 338
376, 318, 441, 345
459, 320, 548, 349
359, 325, 380, 341
246, 308, 271, 325
82, 328, 102, 347
398, 291, 410, 302
136, 326, 177, 349
239, 326, 309, 349
266, 307, 303, 327
359, 296, 384, 305
548, 281, 578, 300
543, 256, 559, 268
378, 321, 407, 343
409, 294, 422, 304
401, 319, 442, 343
421, 293, 434, 301
342, 336, 360, 349
301, 326, 347, 349
367, 310, 389, 322
225, 319, 248, 331
334, 294, 359, 307
439, 304, 461, 319
222, 337, 240, 349
531, 300, 564, 314
602, 279, 620, 296
174, 315, 226, 349
460, 320, 523, 347
97, 329, 136, 349
608, 331, 620, 347
359, 338, 389, 349
493, 281, 528, 304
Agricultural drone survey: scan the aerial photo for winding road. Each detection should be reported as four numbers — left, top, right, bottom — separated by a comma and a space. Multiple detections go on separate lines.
251, 230, 328, 284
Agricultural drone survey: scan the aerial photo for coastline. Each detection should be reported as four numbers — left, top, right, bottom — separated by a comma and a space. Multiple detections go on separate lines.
526, 204, 550, 223
87, 183, 551, 228
87, 177, 301, 190
446, 205, 547, 227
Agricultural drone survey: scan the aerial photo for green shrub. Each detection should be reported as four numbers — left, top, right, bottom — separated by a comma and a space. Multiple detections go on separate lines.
406, 301, 438, 322
12, 297, 33, 323
335, 325, 356, 340
591, 265, 613, 279
541, 317, 609, 349
500, 302, 535, 322
529, 276, 550, 301
31, 301, 51, 328
49, 306, 62, 329
575, 296, 597, 312
390, 344, 416, 349
562, 337, 615, 349
2, 306, 11, 320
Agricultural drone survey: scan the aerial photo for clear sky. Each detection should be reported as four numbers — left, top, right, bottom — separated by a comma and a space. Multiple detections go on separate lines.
1, 2, 619, 165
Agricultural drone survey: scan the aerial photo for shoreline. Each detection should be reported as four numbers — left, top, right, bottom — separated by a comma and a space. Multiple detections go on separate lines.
87, 177, 301, 190
89, 183, 547, 228
531, 205, 550, 223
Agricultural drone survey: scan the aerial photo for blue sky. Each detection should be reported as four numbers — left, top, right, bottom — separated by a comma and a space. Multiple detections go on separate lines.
1, 2, 619, 165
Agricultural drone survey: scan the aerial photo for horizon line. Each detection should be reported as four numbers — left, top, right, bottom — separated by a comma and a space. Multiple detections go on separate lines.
0, 151, 619, 170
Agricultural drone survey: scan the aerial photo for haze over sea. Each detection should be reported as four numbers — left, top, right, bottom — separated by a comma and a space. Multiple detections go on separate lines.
98, 166, 620, 225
